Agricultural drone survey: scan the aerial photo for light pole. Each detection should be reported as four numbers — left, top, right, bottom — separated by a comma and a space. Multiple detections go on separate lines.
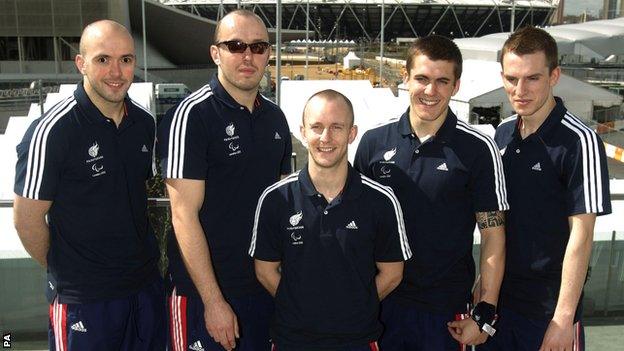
511, 0, 516, 32
276, 0, 282, 106
305, 0, 310, 79
30, 79, 44, 116
142, 0, 148, 82
380, 0, 385, 86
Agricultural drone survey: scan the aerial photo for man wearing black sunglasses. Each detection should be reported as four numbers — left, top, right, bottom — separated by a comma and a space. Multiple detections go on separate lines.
216, 40, 271, 55
158, 9, 292, 351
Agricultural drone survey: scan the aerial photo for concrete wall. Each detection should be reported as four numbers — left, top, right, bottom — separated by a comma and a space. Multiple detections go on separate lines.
3, 236, 624, 335
0, 259, 47, 334
0, 61, 76, 75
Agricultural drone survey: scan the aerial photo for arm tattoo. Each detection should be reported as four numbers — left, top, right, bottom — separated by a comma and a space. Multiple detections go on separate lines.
476, 211, 505, 230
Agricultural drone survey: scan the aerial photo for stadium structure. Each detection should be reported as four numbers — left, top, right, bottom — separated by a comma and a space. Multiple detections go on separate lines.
1, 0, 558, 81
161, 0, 558, 41
0, 0, 310, 81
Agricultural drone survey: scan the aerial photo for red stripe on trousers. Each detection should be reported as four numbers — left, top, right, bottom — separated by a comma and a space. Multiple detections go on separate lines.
169, 288, 188, 351
51, 299, 68, 351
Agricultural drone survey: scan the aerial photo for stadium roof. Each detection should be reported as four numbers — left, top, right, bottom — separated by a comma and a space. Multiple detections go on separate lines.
160, 0, 556, 40
161, 0, 554, 7
128, 0, 309, 65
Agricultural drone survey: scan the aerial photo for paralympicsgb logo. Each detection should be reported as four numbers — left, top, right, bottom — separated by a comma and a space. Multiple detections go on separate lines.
383, 147, 396, 161
225, 122, 235, 137
289, 211, 303, 226
88, 142, 99, 158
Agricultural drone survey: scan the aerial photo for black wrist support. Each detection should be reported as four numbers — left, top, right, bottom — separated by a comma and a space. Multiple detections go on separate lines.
471, 301, 498, 336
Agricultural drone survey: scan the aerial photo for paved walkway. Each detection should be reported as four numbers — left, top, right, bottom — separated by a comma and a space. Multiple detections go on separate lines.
586, 324, 624, 350
585, 316, 624, 351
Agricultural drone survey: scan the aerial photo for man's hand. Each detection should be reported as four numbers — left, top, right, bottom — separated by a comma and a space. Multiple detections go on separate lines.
539, 318, 574, 351
167, 178, 239, 349
204, 298, 240, 351
447, 318, 488, 346
13, 195, 52, 267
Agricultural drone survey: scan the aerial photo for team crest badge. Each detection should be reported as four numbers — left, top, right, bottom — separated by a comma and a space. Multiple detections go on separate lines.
88, 142, 99, 158
289, 211, 303, 226
225, 122, 235, 137
383, 147, 397, 161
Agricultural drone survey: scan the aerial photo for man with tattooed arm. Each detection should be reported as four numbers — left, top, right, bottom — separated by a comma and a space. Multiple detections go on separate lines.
354, 35, 508, 350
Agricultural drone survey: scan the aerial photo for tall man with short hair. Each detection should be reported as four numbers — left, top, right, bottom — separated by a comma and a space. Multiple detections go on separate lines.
251, 89, 411, 350
355, 35, 508, 350
14, 20, 165, 350
158, 9, 292, 351
480, 26, 611, 351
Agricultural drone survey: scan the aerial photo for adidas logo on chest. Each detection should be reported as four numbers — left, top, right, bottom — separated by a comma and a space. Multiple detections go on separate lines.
436, 162, 449, 171
346, 220, 358, 230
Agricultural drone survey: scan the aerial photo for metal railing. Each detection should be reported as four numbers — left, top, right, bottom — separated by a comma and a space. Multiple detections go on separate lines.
1, 199, 624, 341
0, 86, 59, 99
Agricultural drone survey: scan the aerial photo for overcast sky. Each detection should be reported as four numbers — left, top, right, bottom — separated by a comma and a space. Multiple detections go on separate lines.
564, 0, 605, 17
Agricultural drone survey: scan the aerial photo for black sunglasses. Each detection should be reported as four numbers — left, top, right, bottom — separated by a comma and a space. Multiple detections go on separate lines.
217, 40, 271, 54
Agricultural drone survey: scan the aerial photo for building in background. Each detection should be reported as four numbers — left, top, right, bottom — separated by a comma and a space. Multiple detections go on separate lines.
0, 0, 129, 85
0, 0, 308, 85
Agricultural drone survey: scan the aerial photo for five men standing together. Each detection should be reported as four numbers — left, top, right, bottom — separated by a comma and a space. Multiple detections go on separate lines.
13, 10, 612, 351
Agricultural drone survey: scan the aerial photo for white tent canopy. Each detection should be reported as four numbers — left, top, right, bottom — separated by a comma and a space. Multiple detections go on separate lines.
546, 28, 616, 59
463, 61, 622, 118
456, 17, 624, 62
343, 51, 361, 68
475, 73, 623, 117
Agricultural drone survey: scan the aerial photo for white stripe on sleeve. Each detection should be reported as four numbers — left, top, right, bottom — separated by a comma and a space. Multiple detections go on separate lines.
361, 175, 412, 260
166, 85, 212, 178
